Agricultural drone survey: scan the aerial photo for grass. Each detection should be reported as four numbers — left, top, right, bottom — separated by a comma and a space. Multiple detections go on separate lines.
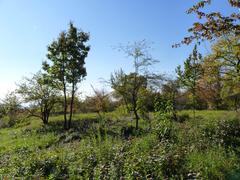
0, 110, 240, 178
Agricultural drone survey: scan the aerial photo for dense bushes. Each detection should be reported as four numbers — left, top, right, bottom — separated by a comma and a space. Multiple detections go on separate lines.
203, 115, 240, 153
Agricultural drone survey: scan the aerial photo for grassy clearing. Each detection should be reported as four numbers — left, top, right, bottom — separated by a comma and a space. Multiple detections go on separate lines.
0, 110, 240, 178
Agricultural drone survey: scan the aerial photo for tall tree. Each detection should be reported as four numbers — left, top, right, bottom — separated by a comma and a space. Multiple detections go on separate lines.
43, 22, 90, 129
176, 45, 203, 119
197, 55, 222, 109
178, 0, 240, 111
212, 35, 240, 82
211, 35, 240, 110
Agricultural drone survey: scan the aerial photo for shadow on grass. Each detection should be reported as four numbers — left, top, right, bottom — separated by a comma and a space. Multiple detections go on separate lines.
34, 117, 120, 144
36, 118, 98, 135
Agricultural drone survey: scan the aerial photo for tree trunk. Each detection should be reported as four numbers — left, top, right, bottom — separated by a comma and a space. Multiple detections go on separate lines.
42, 111, 48, 124
43, 105, 47, 124
133, 108, 139, 130
172, 94, 178, 121
193, 87, 196, 121
68, 83, 75, 129
235, 97, 238, 112
63, 83, 68, 130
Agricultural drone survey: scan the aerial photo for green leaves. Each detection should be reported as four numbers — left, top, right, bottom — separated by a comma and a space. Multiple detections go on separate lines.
44, 23, 90, 86
43, 22, 90, 128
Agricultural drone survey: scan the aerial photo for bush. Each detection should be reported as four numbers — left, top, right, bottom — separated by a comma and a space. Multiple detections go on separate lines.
215, 116, 240, 150
202, 115, 240, 151
161, 146, 187, 178
187, 147, 240, 179
154, 119, 175, 142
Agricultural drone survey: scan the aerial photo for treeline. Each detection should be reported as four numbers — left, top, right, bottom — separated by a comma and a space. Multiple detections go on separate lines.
0, 0, 239, 130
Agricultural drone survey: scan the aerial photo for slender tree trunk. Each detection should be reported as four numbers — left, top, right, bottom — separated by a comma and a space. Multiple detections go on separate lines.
193, 92, 196, 121
68, 83, 75, 129
172, 93, 178, 121
235, 97, 238, 112
133, 68, 139, 130
63, 83, 68, 130
42, 111, 48, 124
43, 104, 48, 124
133, 108, 139, 130
132, 91, 139, 130
45, 108, 50, 124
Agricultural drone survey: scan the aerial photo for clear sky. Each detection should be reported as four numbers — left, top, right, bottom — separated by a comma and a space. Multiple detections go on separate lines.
0, 0, 235, 98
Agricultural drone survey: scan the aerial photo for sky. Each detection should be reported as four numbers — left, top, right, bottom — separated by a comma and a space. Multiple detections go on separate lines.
0, 0, 235, 99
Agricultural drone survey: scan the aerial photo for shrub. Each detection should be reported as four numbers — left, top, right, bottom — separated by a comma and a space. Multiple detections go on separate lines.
187, 147, 240, 179
154, 119, 175, 141
202, 115, 240, 151
215, 117, 240, 149
161, 146, 187, 178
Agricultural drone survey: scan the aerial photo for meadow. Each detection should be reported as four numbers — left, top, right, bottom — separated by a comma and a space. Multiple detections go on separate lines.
0, 0, 239, 179
0, 110, 240, 179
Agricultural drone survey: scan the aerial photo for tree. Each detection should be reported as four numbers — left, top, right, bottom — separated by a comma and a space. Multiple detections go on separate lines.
2, 92, 21, 126
177, 0, 240, 110
90, 86, 111, 118
212, 35, 240, 83
43, 22, 90, 129
197, 55, 222, 109
174, 0, 240, 47
111, 71, 148, 129
111, 40, 159, 129
0, 103, 5, 120
176, 45, 203, 119
160, 78, 180, 120
17, 72, 59, 124
198, 35, 240, 110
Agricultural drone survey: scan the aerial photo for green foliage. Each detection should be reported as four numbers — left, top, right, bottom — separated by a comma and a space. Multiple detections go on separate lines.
43, 22, 90, 129
111, 70, 148, 129
177, 0, 240, 46
154, 96, 174, 117
176, 45, 203, 117
154, 118, 175, 142
1, 92, 21, 127
17, 72, 59, 124
154, 95, 176, 142
203, 115, 240, 151
187, 147, 240, 179
0, 111, 240, 179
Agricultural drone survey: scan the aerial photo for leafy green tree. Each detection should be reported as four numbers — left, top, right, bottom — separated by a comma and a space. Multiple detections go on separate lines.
43, 22, 90, 129
2, 92, 21, 126
0, 103, 5, 120
111, 70, 148, 129
17, 72, 59, 124
160, 78, 180, 120
197, 55, 222, 109
176, 45, 203, 119
215, 36, 240, 110
199, 35, 240, 110
212, 36, 240, 83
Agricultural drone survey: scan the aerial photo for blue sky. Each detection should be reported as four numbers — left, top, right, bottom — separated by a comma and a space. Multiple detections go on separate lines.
0, 0, 235, 98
